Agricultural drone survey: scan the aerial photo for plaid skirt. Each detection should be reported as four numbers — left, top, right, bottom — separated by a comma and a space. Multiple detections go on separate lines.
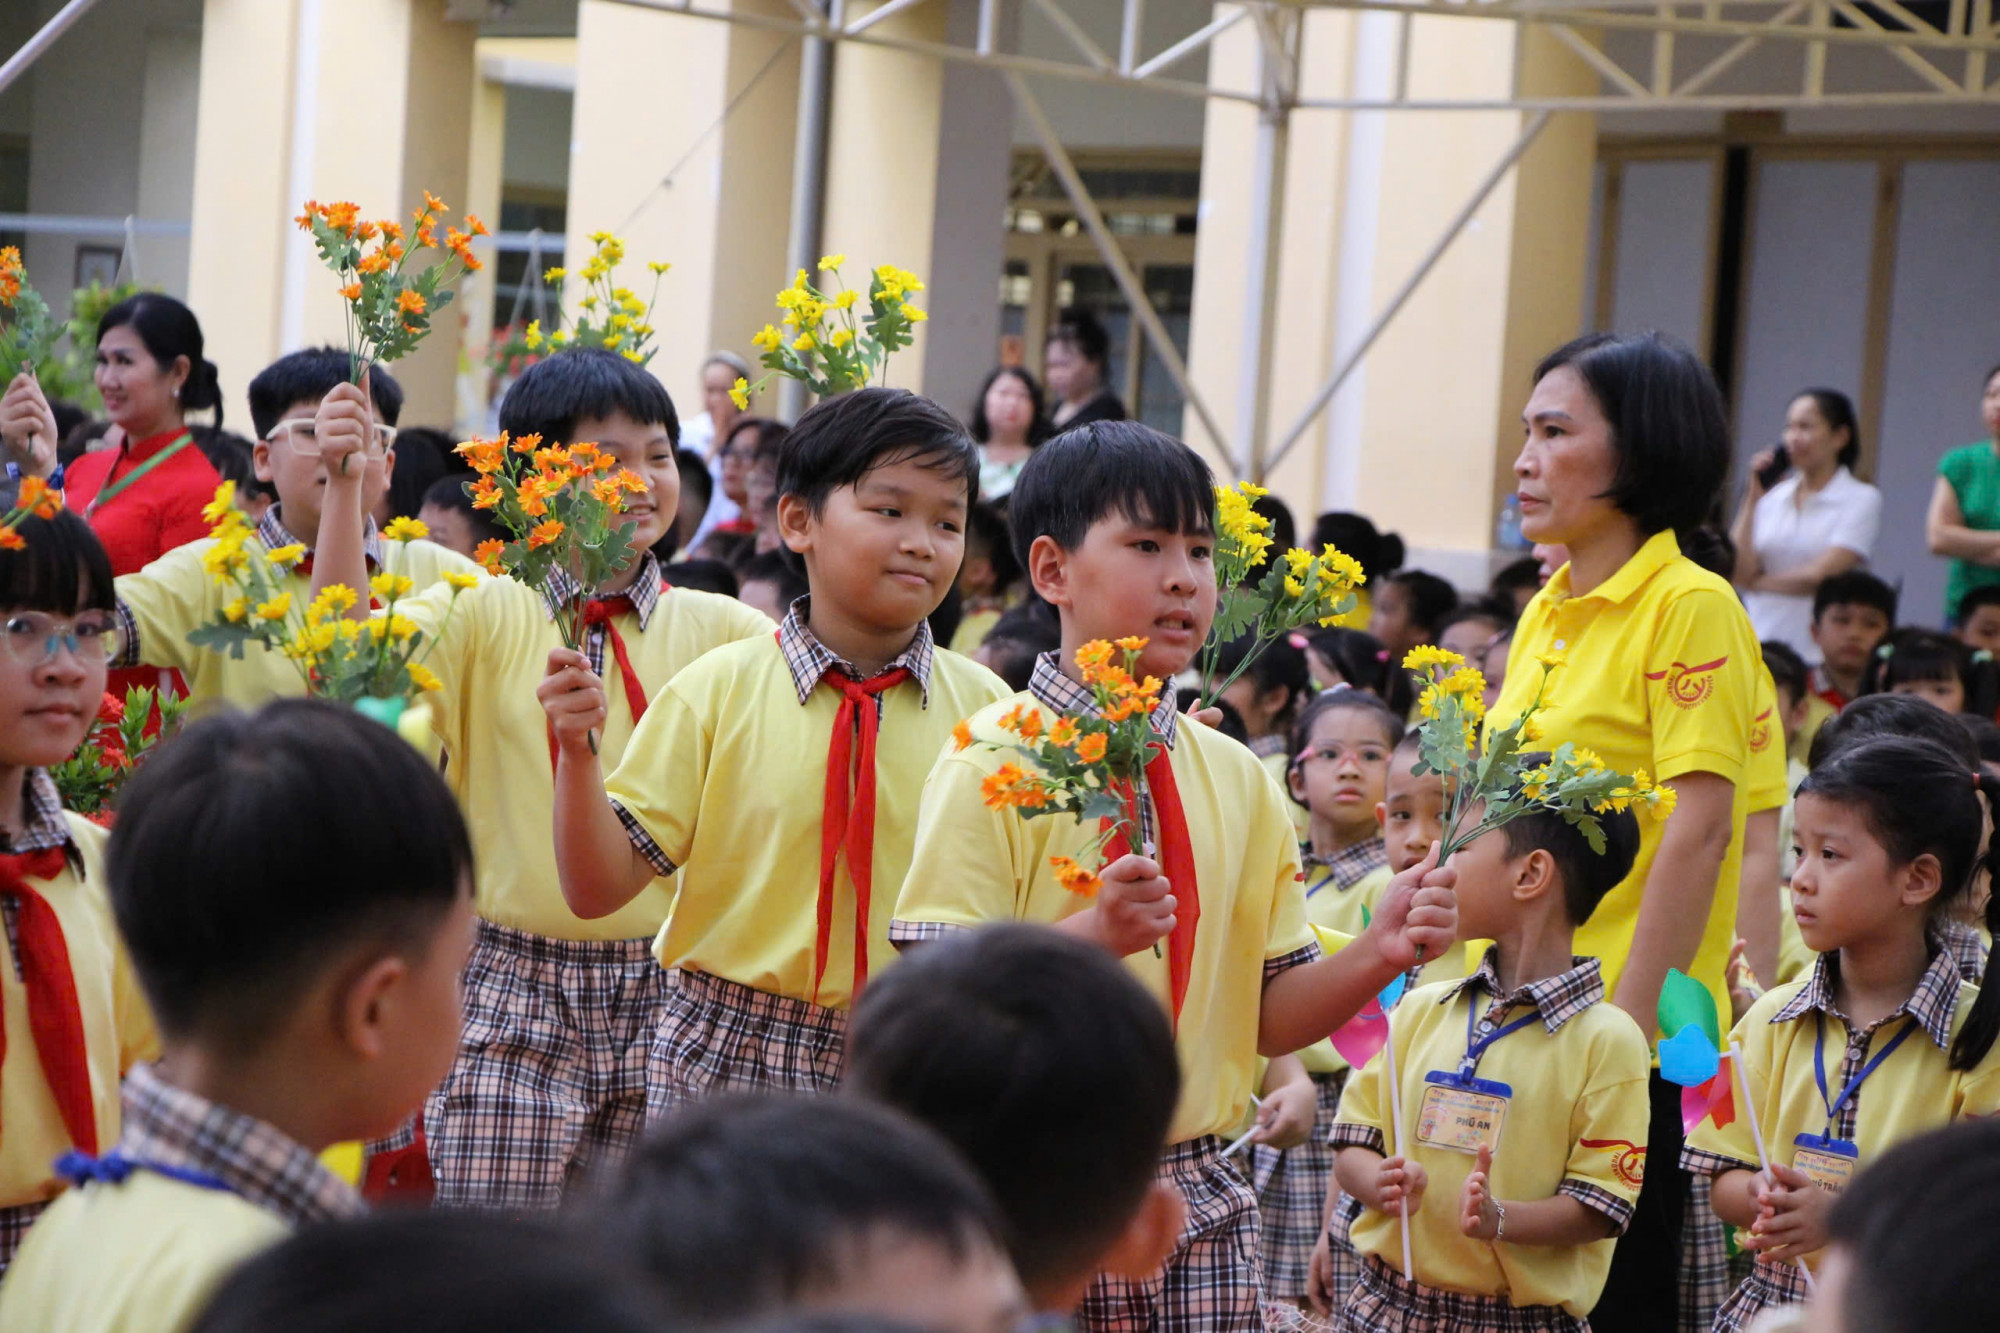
1679, 1174, 1735, 1332
1709, 1259, 1812, 1333
1340, 1256, 1590, 1333
645, 968, 849, 1119
1081, 1135, 1264, 1333
1251, 1071, 1348, 1303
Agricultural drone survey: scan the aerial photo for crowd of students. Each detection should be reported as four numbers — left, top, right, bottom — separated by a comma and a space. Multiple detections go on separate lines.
0, 299, 1993, 1333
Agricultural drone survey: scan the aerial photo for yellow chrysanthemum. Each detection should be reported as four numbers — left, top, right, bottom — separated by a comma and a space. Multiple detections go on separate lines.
818, 253, 846, 271
443, 570, 480, 591
752, 324, 783, 352
222, 597, 248, 624
371, 572, 415, 600
729, 378, 751, 411
254, 593, 292, 622
1538, 649, 1568, 671
383, 516, 429, 542
201, 482, 238, 526
408, 662, 443, 692
266, 543, 307, 568
1403, 645, 1464, 673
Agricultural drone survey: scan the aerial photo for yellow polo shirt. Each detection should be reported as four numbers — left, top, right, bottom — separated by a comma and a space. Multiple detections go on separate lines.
1494, 531, 1761, 1032
892, 691, 1319, 1143
0, 816, 157, 1210
1308, 863, 1389, 941
401, 575, 771, 940
1790, 693, 1837, 769
1746, 666, 1789, 816
118, 536, 482, 714
1331, 960, 1653, 1316
606, 635, 1009, 1011
0, 1171, 284, 1332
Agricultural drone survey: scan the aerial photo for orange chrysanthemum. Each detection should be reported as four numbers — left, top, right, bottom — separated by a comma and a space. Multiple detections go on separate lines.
511, 432, 542, 455
952, 720, 974, 752
338, 283, 362, 302
1049, 717, 1079, 748
527, 519, 565, 549
396, 289, 426, 315
469, 477, 502, 510
473, 539, 506, 574
1049, 856, 1102, 897
1075, 734, 1107, 763
1014, 709, 1044, 742
0, 527, 22, 551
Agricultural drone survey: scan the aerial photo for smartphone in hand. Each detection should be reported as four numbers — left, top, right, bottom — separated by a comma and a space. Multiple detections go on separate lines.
1755, 444, 1790, 490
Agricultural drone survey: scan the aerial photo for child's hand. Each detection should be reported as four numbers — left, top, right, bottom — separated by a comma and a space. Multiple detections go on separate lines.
1458, 1145, 1500, 1240
313, 380, 376, 480
538, 647, 606, 755
1749, 1162, 1832, 1263
1251, 1079, 1317, 1151
1363, 841, 1457, 972
0, 372, 57, 478
1375, 1155, 1427, 1219
1726, 938, 1764, 1024
1091, 852, 1175, 957
1182, 699, 1225, 730
1306, 1231, 1337, 1316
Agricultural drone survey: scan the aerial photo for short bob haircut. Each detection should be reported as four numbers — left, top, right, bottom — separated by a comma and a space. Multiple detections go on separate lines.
775, 386, 978, 518
1007, 419, 1213, 570
1532, 332, 1730, 539
247, 348, 406, 442
0, 510, 117, 617
969, 365, 1051, 447
499, 348, 679, 449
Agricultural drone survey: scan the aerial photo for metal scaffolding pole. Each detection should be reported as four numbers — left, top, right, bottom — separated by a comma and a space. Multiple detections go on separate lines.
1236, 6, 1299, 482
781, 0, 842, 423
0, 0, 105, 98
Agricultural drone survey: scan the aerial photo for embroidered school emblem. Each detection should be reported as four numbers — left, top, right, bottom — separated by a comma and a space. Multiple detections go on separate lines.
1749, 707, 1773, 753
1645, 657, 1728, 710
1579, 1138, 1648, 1189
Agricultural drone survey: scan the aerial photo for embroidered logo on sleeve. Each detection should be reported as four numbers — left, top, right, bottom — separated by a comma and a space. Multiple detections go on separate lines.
1644, 657, 1728, 710
1749, 707, 1773, 753
1579, 1137, 1648, 1188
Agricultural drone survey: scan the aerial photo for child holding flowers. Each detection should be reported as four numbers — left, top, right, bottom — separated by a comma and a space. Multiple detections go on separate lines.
541, 387, 1007, 1113
891, 420, 1458, 1333
308, 348, 770, 1211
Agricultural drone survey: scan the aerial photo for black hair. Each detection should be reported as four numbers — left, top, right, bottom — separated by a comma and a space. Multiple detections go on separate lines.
186, 1213, 668, 1333
777, 387, 978, 519
969, 365, 1051, 447
1793, 387, 1862, 471
419, 475, 507, 548
1300, 627, 1390, 696
964, 501, 1021, 596
106, 700, 474, 1052
1181, 688, 1248, 744
1956, 583, 2000, 626
1677, 524, 1736, 582
1489, 555, 1542, 605
978, 600, 1061, 692
246, 347, 405, 442
97, 292, 223, 425
57, 418, 113, 470
1824, 1119, 2000, 1333
189, 426, 276, 506
737, 548, 810, 611
1810, 692, 1982, 771
498, 347, 678, 449
737, 1319, 933, 1333
1313, 512, 1403, 583
598, 1094, 1005, 1325
1531, 332, 1731, 538
847, 923, 1179, 1293
0, 510, 116, 617
1863, 627, 2000, 716
1812, 568, 1897, 625
1796, 735, 2000, 1069
1047, 308, 1110, 368
675, 447, 714, 511
1251, 493, 1297, 555
1437, 599, 1512, 644
376, 426, 451, 522
1008, 420, 1213, 570
1760, 640, 1810, 710
1210, 631, 1311, 735
1496, 752, 1643, 925
48, 398, 86, 447
928, 584, 964, 649
725, 416, 791, 469
1384, 570, 1458, 638
664, 558, 739, 599
1288, 687, 1404, 765
1962, 714, 2000, 766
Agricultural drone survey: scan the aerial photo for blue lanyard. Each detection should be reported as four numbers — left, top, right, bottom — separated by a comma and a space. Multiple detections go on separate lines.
1812, 1012, 1916, 1137
1458, 995, 1542, 1079
54, 1149, 236, 1196
1305, 867, 1338, 899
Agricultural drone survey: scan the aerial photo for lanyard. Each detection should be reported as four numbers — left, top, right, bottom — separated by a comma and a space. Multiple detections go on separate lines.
1305, 866, 1338, 899
84, 432, 193, 518
1812, 1011, 1916, 1137
53, 1148, 235, 1195
1458, 994, 1543, 1079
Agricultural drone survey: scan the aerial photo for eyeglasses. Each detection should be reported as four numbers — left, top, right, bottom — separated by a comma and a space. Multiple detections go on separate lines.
1295, 742, 1391, 768
3, 612, 125, 665
264, 418, 399, 459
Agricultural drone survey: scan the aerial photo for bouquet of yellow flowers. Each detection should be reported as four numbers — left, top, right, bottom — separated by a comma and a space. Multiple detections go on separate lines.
1404, 645, 1676, 863
185, 486, 474, 715
732, 256, 927, 407
0, 476, 62, 550
296, 193, 486, 387
1196, 481, 1365, 707
960, 637, 1163, 898
0, 247, 59, 376
523, 231, 669, 367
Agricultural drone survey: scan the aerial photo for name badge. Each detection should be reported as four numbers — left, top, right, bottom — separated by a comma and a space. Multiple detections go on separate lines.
1414, 1071, 1511, 1156
1790, 1133, 1859, 1194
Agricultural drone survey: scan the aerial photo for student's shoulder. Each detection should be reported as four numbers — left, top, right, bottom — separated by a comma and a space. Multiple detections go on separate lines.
397, 538, 485, 582
660, 585, 775, 642
123, 534, 219, 582
1564, 996, 1654, 1077
1735, 975, 1812, 1046
60, 809, 111, 861
929, 645, 1010, 705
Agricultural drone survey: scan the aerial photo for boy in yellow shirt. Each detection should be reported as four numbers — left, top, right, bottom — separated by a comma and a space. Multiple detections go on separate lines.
111, 349, 481, 712
0, 511, 157, 1273
543, 387, 1008, 1113
0, 699, 475, 1332
1331, 768, 1653, 1332
310, 349, 771, 1209
890, 421, 1459, 1332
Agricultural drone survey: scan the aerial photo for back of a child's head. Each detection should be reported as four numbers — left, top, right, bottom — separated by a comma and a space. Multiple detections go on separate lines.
1499, 753, 1642, 925
1182, 688, 1248, 744
1288, 685, 1403, 761
1813, 568, 1897, 625
1007, 419, 1212, 569
1760, 639, 1810, 709
964, 500, 1021, 592
1312, 511, 1403, 583
1385, 569, 1459, 640
1250, 492, 1296, 553
1211, 631, 1310, 724
498, 348, 677, 448
1490, 555, 1541, 605
1302, 626, 1390, 695
107, 699, 474, 1056
1957, 583, 2000, 628
739, 548, 810, 610
976, 600, 1061, 691
383, 425, 455, 522
420, 474, 507, 546
677, 446, 715, 510
1810, 691, 1982, 771
600, 1093, 1008, 1326
665, 558, 740, 600
1823, 1119, 2000, 1333
846, 924, 1179, 1298
776, 387, 977, 516
0, 510, 116, 617
247, 347, 405, 441
190, 426, 276, 507
186, 1213, 668, 1333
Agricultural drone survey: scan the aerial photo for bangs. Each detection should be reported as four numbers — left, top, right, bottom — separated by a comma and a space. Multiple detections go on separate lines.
0, 511, 116, 616
1008, 420, 1215, 568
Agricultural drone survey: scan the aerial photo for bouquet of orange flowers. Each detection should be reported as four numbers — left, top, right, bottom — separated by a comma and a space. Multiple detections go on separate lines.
296, 193, 486, 388
0, 476, 62, 550
732, 256, 927, 407
960, 637, 1164, 898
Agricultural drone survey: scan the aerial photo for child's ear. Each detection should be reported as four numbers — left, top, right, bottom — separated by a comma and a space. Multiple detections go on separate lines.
1026, 533, 1072, 607
1900, 852, 1945, 911
1097, 1181, 1185, 1282
775, 493, 814, 556
252, 440, 276, 485
1288, 761, 1308, 804
335, 952, 413, 1061
1513, 848, 1557, 904
1374, 801, 1388, 831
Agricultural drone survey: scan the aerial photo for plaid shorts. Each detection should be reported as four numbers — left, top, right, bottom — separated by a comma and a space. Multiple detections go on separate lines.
645, 969, 848, 1119
425, 921, 667, 1211
1340, 1255, 1590, 1333
0, 1199, 47, 1276
1679, 1175, 1734, 1332
1080, 1135, 1264, 1333
1251, 1071, 1347, 1303
1709, 1259, 1811, 1333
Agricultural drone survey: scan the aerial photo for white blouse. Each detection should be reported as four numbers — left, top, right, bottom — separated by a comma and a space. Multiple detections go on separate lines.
1741, 466, 1881, 664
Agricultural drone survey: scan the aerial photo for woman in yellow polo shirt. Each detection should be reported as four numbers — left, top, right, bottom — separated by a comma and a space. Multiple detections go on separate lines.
1494, 332, 1760, 1333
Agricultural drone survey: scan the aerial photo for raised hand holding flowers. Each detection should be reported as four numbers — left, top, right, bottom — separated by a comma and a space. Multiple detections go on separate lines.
734, 256, 927, 406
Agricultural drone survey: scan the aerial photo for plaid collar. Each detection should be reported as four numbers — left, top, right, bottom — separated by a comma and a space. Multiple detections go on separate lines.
1028, 651, 1180, 748
1773, 939, 1962, 1052
0, 769, 79, 869
1444, 947, 1605, 1036
777, 597, 935, 706
261, 506, 383, 570
116, 1064, 363, 1227
542, 550, 664, 632
1304, 838, 1388, 893
1250, 734, 1287, 759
